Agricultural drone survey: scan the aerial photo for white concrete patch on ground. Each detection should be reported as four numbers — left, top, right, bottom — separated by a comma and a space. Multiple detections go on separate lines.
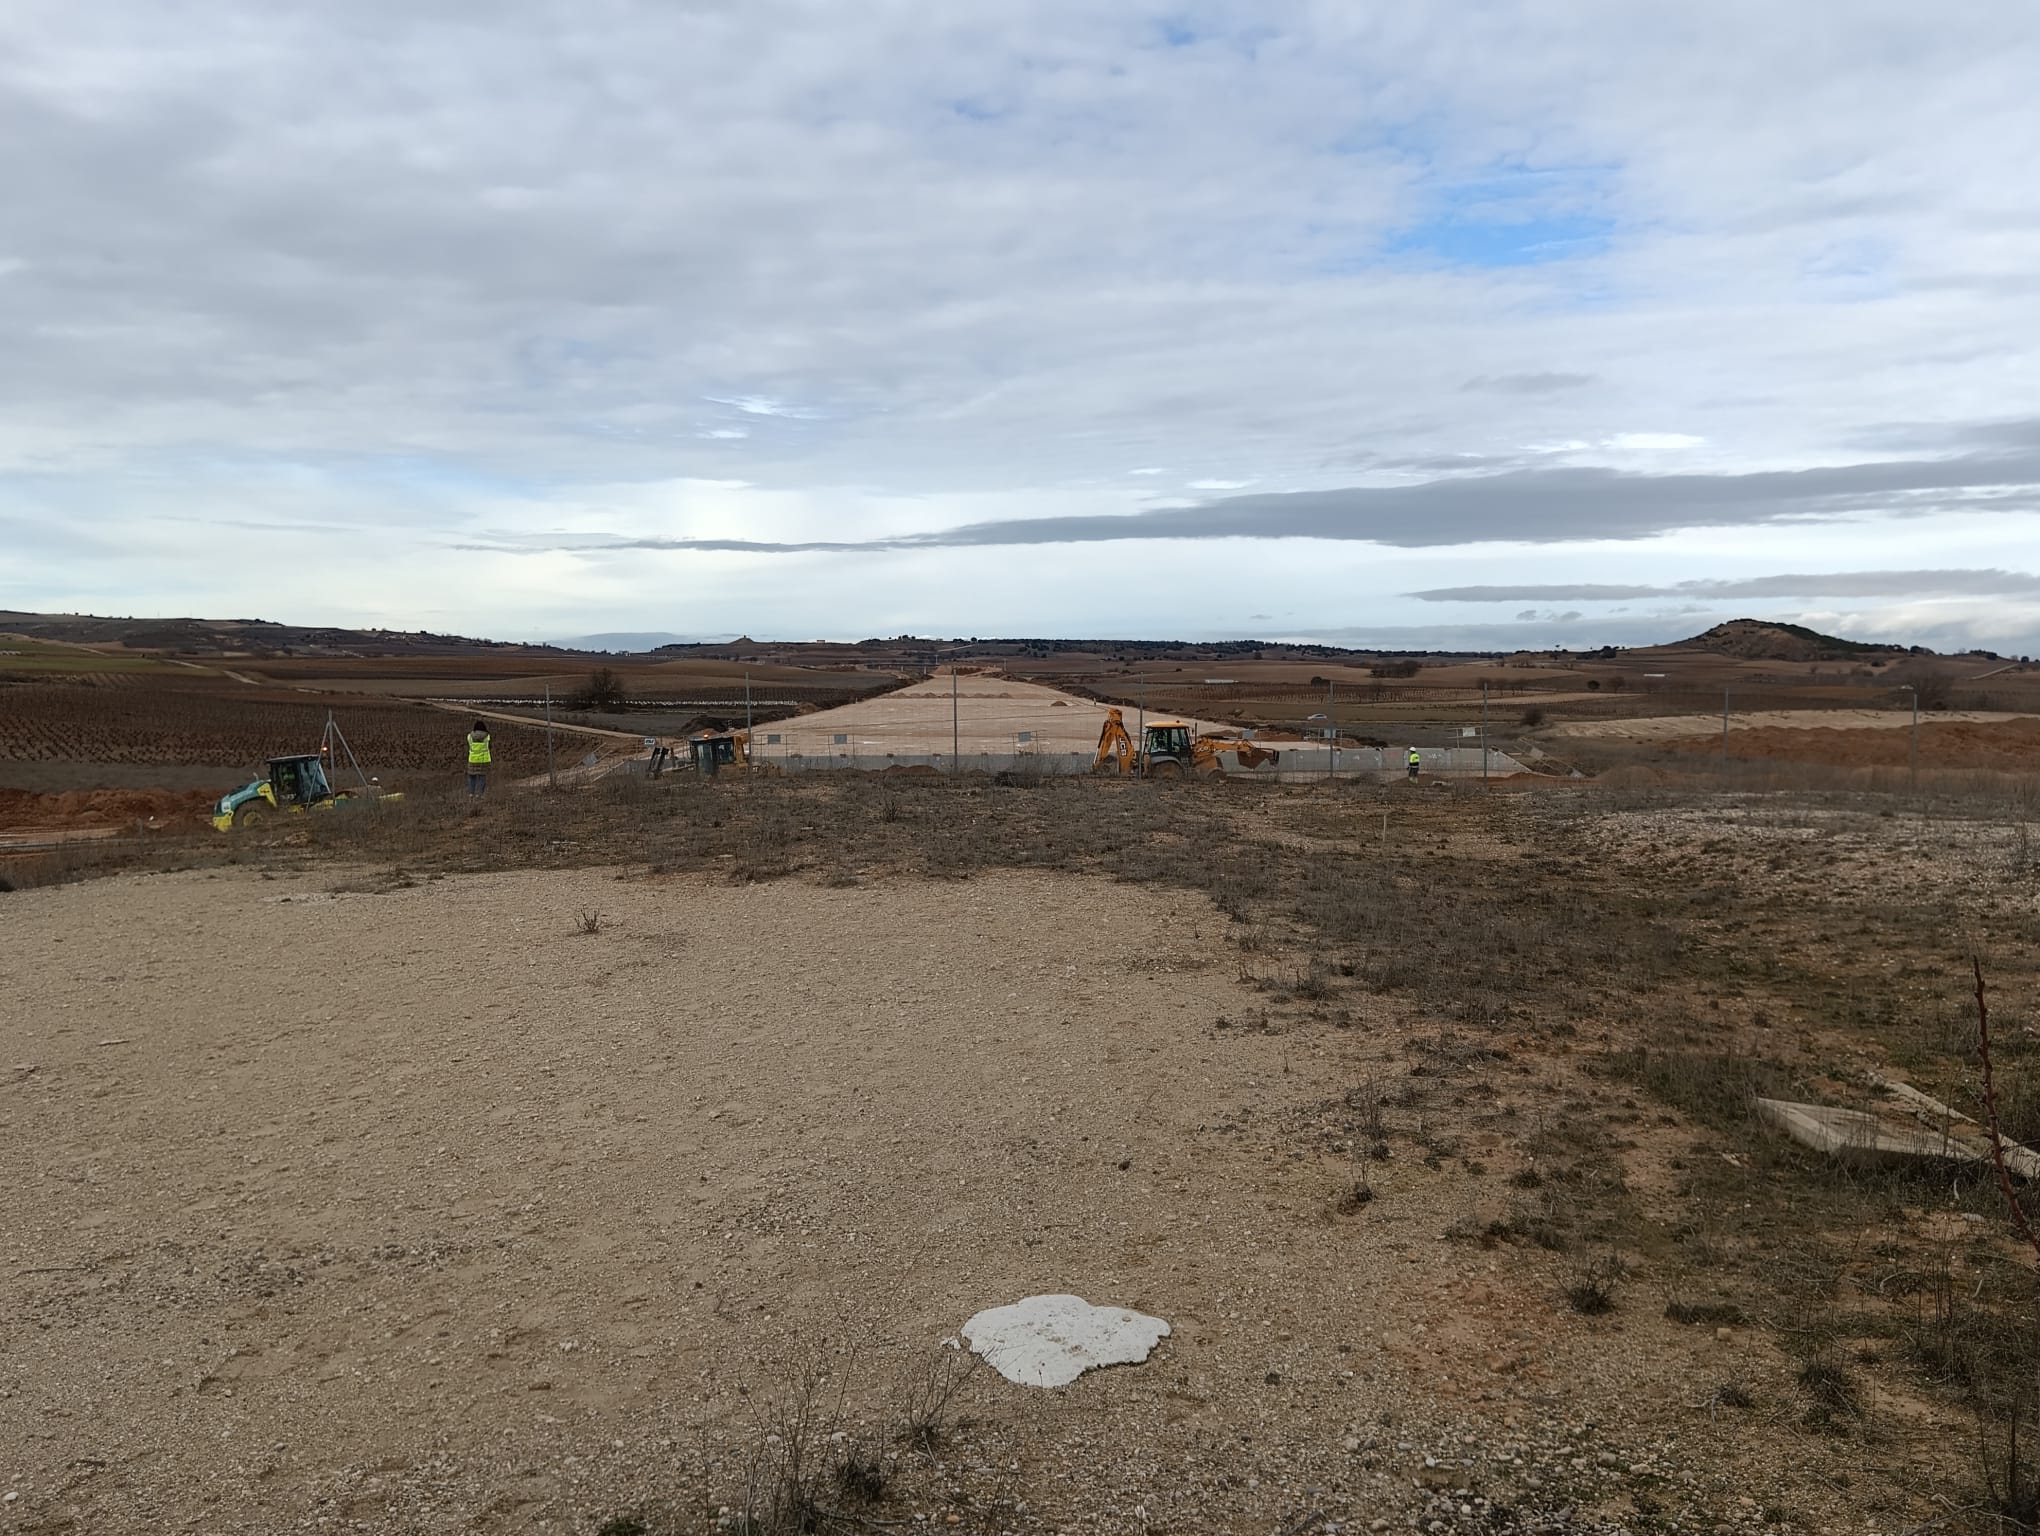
961, 1294, 1171, 1387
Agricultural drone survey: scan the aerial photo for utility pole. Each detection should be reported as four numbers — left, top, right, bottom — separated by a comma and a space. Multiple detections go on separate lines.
1328, 675, 1337, 780
1721, 686, 1730, 772
1136, 676, 1146, 778
1482, 679, 1490, 785
1898, 684, 1918, 792
544, 681, 557, 790
951, 666, 960, 769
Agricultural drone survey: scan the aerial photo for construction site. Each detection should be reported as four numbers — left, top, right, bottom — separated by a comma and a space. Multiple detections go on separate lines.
630, 673, 1534, 782
4, 620, 2040, 1535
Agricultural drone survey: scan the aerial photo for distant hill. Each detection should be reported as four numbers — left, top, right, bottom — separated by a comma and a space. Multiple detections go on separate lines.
1673, 619, 1913, 663
0, 611, 568, 657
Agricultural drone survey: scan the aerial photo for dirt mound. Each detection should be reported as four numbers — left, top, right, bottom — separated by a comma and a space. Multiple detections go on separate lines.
1664, 717, 2040, 768
0, 786, 216, 832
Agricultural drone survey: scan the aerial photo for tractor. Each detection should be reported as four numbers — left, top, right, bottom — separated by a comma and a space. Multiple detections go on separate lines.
1091, 708, 1280, 778
212, 753, 338, 829
211, 714, 401, 830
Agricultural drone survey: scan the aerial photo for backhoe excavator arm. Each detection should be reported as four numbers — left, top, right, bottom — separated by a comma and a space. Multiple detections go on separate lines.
1188, 733, 1281, 772
1093, 708, 1135, 774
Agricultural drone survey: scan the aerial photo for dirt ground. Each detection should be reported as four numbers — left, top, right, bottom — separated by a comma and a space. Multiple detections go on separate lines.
1544, 708, 2035, 742
1661, 717, 2040, 770
0, 786, 215, 836
8, 770, 2040, 1535
0, 860, 1864, 1535
756, 677, 1231, 759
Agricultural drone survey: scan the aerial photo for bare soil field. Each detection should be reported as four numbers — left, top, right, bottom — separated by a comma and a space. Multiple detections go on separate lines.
6, 770, 2040, 1533
0, 785, 215, 836
1545, 709, 2037, 743
756, 676, 1231, 758
1660, 717, 2040, 770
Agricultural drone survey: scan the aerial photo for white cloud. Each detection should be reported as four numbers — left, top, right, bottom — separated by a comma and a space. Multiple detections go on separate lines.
2, 0, 2038, 649
704, 396, 816, 420
1605, 433, 1707, 451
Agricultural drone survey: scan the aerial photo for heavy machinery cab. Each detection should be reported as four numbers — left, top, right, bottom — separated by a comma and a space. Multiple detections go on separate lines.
269, 754, 333, 807
1143, 722, 1195, 762
212, 753, 336, 828
689, 733, 741, 775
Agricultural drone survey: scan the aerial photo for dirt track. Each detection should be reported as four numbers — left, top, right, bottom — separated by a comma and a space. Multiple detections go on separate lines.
1545, 707, 2035, 742
0, 863, 1827, 1533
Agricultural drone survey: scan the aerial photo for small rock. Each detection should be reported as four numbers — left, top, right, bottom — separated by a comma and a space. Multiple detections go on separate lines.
1715, 1327, 1733, 1342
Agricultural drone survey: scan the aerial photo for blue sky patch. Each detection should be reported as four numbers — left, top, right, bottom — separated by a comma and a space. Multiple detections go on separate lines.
1388, 210, 1615, 268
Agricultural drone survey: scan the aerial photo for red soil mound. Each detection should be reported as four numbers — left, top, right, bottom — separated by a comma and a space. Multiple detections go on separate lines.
0, 786, 216, 833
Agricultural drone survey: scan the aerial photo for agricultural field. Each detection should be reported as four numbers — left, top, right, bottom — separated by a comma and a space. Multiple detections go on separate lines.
0, 676, 559, 789
4, 771, 2040, 1534
0, 635, 171, 674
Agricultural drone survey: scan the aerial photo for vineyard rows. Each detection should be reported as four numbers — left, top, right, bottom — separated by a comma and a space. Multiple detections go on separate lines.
0, 682, 557, 772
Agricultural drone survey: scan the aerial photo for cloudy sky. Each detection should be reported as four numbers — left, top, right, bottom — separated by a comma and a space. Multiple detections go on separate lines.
4, 1, 2039, 650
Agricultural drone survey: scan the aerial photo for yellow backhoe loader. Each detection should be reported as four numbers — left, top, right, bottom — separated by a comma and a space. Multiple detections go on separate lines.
688, 729, 753, 775
1091, 708, 1280, 778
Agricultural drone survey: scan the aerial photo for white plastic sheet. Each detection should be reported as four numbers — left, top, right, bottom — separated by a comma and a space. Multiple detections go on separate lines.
960, 1294, 1170, 1388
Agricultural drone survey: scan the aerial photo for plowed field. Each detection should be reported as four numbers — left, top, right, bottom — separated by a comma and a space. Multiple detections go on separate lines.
0, 678, 557, 779
1663, 715, 2040, 768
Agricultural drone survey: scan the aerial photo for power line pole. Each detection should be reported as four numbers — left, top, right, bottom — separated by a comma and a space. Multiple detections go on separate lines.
545, 680, 557, 790
1482, 679, 1490, 785
1893, 689, 1909, 795
1721, 686, 1730, 772
951, 666, 959, 770
1136, 675, 1146, 778
1899, 684, 1918, 792
1328, 675, 1337, 780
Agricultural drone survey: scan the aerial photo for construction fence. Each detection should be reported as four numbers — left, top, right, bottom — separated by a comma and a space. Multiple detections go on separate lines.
674, 742, 1538, 781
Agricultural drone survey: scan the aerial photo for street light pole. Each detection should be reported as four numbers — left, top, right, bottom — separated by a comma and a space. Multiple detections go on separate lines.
951, 666, 960, 769
1482, 680, 1490, 785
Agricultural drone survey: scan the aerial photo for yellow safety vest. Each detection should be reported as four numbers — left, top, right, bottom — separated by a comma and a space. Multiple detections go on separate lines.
468, 733, 492, 765
1408, 750, 1420, 765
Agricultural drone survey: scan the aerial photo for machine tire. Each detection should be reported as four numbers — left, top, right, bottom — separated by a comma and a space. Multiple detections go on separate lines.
234, 800, 271, 828
1148, 758, 1184, 778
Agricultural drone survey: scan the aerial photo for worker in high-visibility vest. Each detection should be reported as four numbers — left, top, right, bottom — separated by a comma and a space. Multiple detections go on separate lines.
466, 720, 493, 798
1407, 746, 1420, 781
